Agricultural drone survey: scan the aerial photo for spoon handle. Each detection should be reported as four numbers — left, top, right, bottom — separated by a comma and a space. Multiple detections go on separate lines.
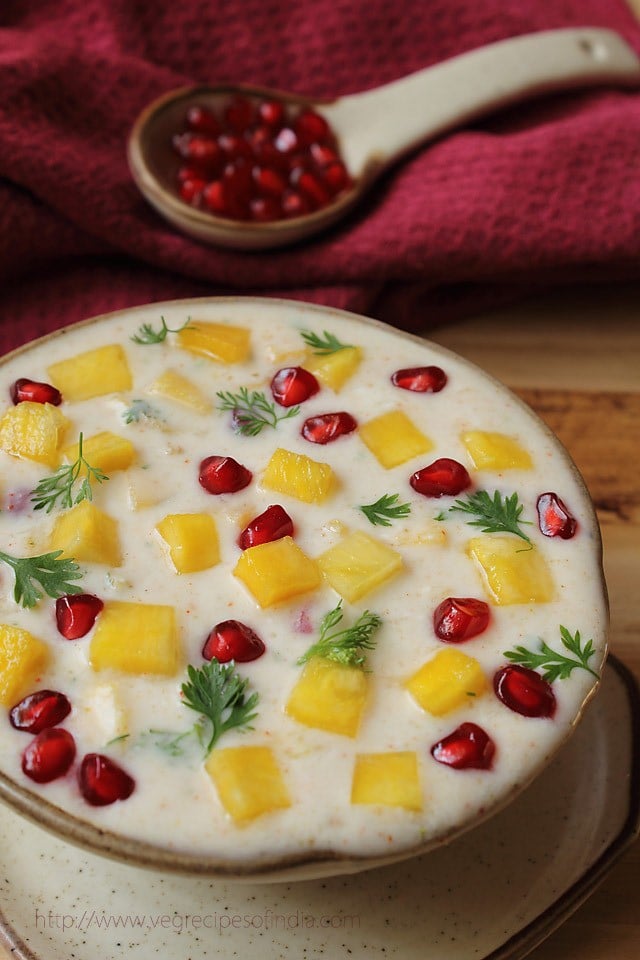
322, 28, 640, 178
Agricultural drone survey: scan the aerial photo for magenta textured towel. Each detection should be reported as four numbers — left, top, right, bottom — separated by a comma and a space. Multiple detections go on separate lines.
1, 0, 640, 353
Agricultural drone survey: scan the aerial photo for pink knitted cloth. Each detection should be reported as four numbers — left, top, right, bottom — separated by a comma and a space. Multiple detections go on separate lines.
1, 0, 640, 352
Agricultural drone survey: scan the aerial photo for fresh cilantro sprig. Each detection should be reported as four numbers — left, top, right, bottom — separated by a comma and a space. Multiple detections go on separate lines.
0, 549, 83, 608
359, 493, 411, 527
30, 433, 108, 513
130, 316, 191, 345
181, 660, 259, 755
301, 329, 352, 355
504, 626, 599, 682
450, 490, 532, 545
216, 387, 299, 437
298, 602, 382, 668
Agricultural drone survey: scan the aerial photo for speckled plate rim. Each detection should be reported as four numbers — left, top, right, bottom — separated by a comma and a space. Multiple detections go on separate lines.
0, 653, 637, 960
0, 296, 609, 879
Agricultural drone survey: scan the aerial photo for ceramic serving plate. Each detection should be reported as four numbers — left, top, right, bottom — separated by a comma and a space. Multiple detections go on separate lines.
0, 298, 608, 879
0, 655, 637, 960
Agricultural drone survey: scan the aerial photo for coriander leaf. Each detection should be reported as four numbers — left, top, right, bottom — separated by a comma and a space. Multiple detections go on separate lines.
130, 316, 191, 345
216, 386, 299, 437
504, 625, 599, 682
298, 601, 382, 668
450, 490, 532, 545
122, 399, 163, 424
300, 329, 352, 355
359, 493, 411, 527
0, 549, 83, 608
31, 433, 109, 513
181, 660, 258, 755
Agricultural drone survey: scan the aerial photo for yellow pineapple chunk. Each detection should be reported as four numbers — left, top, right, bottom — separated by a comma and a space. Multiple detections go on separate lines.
177, 321, 250, 364
206, 746, 291, 823
0, 402, 69, 468
155, 513, 220, 573
303, 346, 362, 391
351, 752, 422, 810
406, 649, 487, 716
359, 410, 433, 468
0, 625, 49, 707
233, 536, 321, 607
317, 530, 403, 602
146, 369, 212, 413
286, 656, 368, 738
462, 431, 533, 471
467, 536, 555, 605
90, 601, 180, 675
62, 432, 135, 474
48, 344, 132, 400
262, 448, 336, 504
50, 500, 122, 566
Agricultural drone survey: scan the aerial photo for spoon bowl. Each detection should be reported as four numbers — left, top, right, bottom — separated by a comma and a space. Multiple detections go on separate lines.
127, 27, 640, 249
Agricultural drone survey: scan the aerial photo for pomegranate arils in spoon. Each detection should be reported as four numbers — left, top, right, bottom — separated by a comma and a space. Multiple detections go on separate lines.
391, 366, 447, 393
10, 690, 71, 734
301, 411, 357, 445
11, 378, 62, 406
79, 753, 135, 806
434, 597, 490, 642
536, 492, 577, 539
410, 458, 472, 498
238, 504, 294, 549
22, 728, 76, 783
202, 620, 266, 663
494, 664, 556, 718
271, 366, 320, 407
431, 722, 495, 770
199, 456, 252, 495
56, 594, 104, 639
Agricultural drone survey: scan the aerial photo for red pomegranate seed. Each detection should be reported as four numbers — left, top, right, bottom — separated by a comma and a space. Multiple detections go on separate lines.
11, 378, 62, 406
433, 597, 490, 642
536, 492, 577, 539
271, 367, 320, 407
281, 189, 312, 218
295, 109, 330, 146
217, 133, 253, 162
238, 504, 294, 549
310, 142, 340, 167
224, 96, 254, 133
10, 690, 71, 734
186, 104, 221, 137
322, 161, 351, 195
258, 99, 285, 126
56, 594, 104, 640
431, 722, 495, 770
296, 171, 331, 207
253, 165, 287, 198
410, 458, 472, 498
171, 133, 222, 173
301, 411, 357, 444
253, 139, 290, 172
199, 456, 252, 494
22, 728, 76, 783
202, 178, 248, 220
274, 127, 299, 154
391, 366, 448, 393
202, 620, 266, 663
250, 197, 281, 221
494, 664, 556, 718
79, 753, 135, 806
178, 176, 206, 204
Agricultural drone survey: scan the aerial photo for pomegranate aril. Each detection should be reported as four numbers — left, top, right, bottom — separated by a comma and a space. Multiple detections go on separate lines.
433, 597, 490, 642
310, 142, 340, 167
271, 366, 320, 407
199, 456, 252, 495
202, 619, 266, 663
250, 197, 281, 221
178, 177, 206, 204
322, 161, 351, 195
258, 99, 285, 127
296, 171, 331, 208
294, 109, 330, 146
238, 504, 294, 549
224, 96, 254, 133
22, 728, 76, 783
431, 722, 495, 770
171, 133, 222, 173
56, 593, 104, 640
494, 664, 556, 718
274, 127, 299, 154
410, 458, 472, 498
301, 411, 357, 445
536, 492, 577, 539
10, 690, 71, 734
391, 366, 448, 393
253, 165, 287, 198
217, 133, 253, 162
11, 378, 62, 406
202, 180, 226, 215
281, 189, 312, 218
186, 104, 221, 137
79, 753, 135, 806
